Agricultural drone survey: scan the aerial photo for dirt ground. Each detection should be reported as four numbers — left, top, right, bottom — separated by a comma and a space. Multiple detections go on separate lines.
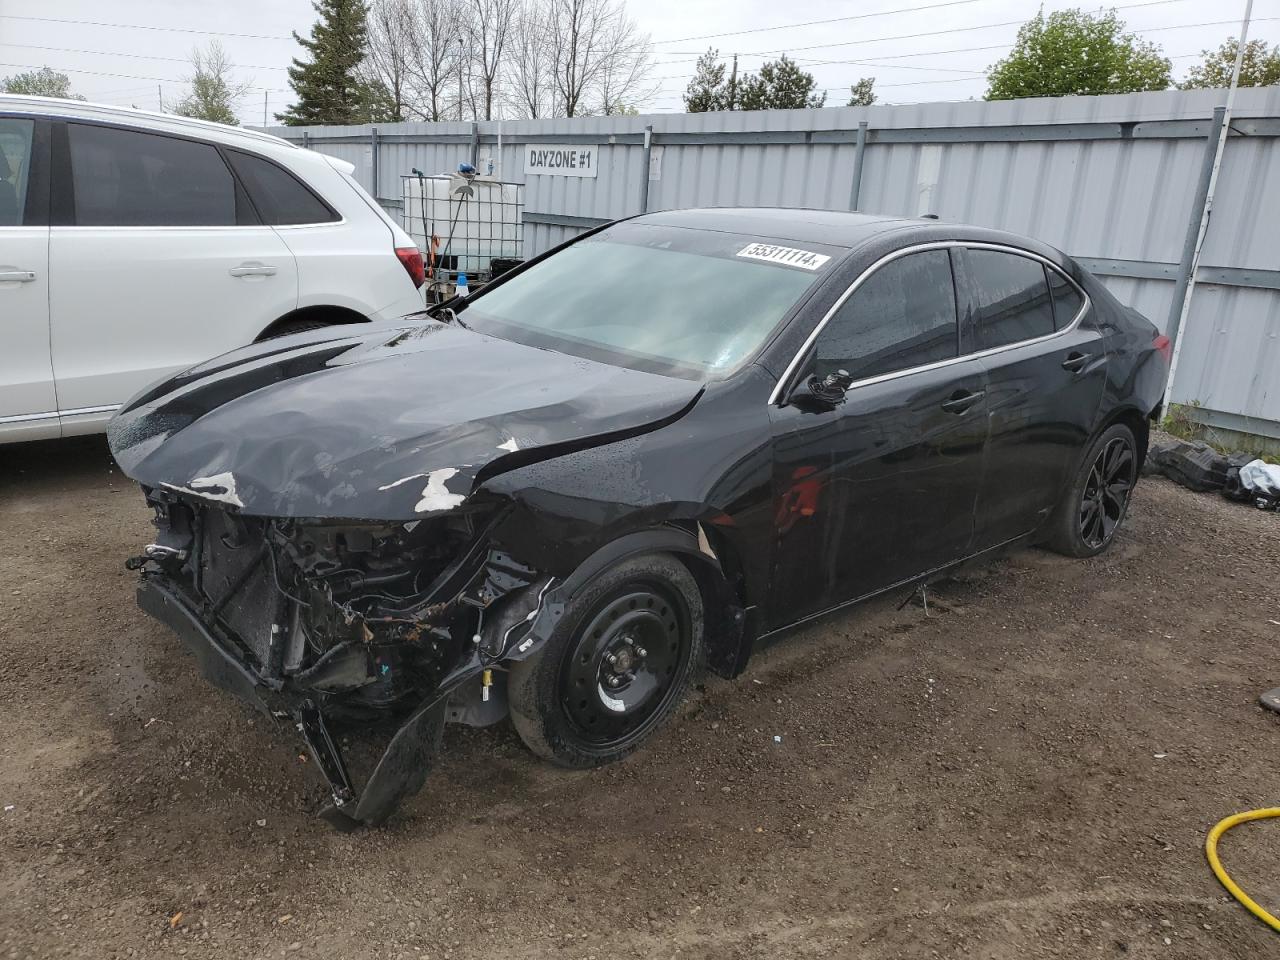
1, 435, 1279, 960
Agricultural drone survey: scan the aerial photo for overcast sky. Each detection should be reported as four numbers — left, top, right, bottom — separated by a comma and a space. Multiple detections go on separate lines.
0, 0, 1274, 124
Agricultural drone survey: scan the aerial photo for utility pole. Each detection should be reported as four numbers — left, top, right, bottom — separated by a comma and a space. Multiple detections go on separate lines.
263, 90, 268, 127
457, 35, 465, 122
157, 84, 163, 112
1163, 0, 1253, 407
729, 54, 738, 110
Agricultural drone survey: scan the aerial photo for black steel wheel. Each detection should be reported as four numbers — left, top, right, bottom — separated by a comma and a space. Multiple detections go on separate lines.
1045, 422, 1139, 558
508, 553, 705, 768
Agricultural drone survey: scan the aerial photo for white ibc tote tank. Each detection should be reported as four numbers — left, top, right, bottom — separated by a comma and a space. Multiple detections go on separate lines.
401, 174, 522, 281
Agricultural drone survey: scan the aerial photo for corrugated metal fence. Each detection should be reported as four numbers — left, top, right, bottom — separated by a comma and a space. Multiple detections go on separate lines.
268, 87, 1280, 439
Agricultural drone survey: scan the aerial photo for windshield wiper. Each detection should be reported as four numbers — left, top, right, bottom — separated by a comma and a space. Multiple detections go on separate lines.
432, 305, 470, 330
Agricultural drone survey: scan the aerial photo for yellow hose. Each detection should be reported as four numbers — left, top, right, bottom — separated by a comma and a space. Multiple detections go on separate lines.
1206, 808, 1280, 933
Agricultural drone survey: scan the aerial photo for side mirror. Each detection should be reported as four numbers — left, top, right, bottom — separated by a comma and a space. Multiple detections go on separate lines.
788, 369, 853, 411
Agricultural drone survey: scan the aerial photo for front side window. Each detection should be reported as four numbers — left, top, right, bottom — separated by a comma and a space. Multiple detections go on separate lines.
227, 150, 336, 225
0, 118, 34, 226
968, 249, 1056, 349
68, 123, 236, 226
814, 249, 958, 382
460, 222, 836, 377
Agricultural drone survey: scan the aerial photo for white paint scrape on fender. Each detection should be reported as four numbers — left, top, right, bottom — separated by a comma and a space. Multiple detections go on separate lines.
161, 472, 245, 508
414, 468, 466, 513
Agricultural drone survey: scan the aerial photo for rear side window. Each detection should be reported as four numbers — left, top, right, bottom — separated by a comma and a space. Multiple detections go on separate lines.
967, 249, 1056, 349
815, 249, 958, 382
68, 123, 236, 226
1047, 266, 1084, 328
0, 118, 34, 226
227, 150, 336, 225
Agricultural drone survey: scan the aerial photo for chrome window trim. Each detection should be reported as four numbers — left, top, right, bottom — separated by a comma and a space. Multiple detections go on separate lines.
768, 240, 1091, 406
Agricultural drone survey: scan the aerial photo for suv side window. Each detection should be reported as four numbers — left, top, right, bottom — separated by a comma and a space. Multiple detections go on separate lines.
68, 123, 236, 226
815, 249, 958, 382
0, 118, 34, 225
967, 249, 1056, 349
1046, 265, 1084, 329
226, 150, 337, 225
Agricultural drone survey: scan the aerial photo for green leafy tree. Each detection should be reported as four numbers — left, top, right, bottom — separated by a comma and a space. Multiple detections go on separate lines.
173, 42, 248, 125
684, 48, 728, 112
738, 55, 825, 110
354, 77, 401, 122
278, 0, 371, 125
985, 9, 1171, 100
847, 77, 876, 106
2, 67, 86, 100
1179, 37, 1280, 89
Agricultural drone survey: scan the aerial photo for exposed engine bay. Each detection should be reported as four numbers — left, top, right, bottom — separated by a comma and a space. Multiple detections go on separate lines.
131, 489, 556, 830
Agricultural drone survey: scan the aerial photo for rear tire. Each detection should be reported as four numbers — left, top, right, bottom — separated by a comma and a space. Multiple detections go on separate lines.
1045, 423, 1138, 558
508, 553, 705, 769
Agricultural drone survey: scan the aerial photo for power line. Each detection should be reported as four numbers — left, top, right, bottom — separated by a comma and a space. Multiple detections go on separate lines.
649, 0, 989, 45
0, 41, 289, 72
0, 14, 292, 41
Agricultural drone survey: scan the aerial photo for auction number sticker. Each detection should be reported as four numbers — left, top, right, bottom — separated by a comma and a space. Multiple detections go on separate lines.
736, 242, 831, 271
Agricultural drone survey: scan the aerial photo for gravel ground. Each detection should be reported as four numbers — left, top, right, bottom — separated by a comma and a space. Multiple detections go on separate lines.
1, 434, 1278, 960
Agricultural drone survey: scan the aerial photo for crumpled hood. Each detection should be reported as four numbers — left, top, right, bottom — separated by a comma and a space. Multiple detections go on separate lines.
108, 322, 701, 519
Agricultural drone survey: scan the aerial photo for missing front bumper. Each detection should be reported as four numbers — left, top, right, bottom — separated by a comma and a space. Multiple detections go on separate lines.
137, 577, 449, 830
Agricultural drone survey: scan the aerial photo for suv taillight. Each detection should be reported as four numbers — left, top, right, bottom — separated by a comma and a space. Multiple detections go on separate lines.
396, 246, 425, 289
1153, 334, 1172, 364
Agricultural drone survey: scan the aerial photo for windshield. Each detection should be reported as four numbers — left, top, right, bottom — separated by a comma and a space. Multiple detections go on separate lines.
459, 222, 841, 377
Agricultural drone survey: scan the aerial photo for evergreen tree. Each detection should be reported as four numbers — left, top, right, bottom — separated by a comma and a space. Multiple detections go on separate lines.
278, 0, 371, 125
738, 55, 825, 110
847, 77, 876, 106
684, 48, 727, 113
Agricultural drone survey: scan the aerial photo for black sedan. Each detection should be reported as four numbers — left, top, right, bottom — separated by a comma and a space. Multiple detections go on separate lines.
109, 208, 1169, 829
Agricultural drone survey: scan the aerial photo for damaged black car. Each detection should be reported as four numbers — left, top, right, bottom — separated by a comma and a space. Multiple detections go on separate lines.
109, 209, 1170, 829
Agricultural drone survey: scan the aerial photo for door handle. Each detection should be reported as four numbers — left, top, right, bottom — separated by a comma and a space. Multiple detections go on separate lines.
0, 270, 36, 283
229, 264, 278, 278
941, 389, 985, 414
1061, 351, 1092, 372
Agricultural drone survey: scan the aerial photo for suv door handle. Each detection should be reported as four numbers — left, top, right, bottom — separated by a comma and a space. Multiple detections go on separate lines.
941, 389, 985, 414
1061, 351, 1092, 372
0, 270, 37, 283
229, 263, 277, 278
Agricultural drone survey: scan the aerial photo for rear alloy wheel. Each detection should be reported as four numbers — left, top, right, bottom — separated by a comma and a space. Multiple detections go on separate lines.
1046, 423, 1138, 558
508, 554, 705, 768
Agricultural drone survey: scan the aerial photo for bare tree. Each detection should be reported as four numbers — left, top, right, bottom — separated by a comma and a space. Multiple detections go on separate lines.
596, 9, 654, 115
173, 41, 251, 125
363, 0, 415, 120
404, 0, 464, 121
509, 3, 553, 118
542, 0, 651, 118
461, 0, 517, 120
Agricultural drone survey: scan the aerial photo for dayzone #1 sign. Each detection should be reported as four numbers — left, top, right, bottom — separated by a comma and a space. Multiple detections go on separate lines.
525, 145, 599, 178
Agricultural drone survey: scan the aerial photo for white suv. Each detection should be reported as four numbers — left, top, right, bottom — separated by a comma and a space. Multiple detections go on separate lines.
0, 96, 425, 443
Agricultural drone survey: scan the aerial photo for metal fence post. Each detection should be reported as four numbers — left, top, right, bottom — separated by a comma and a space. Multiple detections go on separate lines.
370, 127, 380, 200
302, 130, 310, 151
639, 125, 653, 214
1165, 106, 1226, 366
849, 120, 869, 211
470, 122, 480, 169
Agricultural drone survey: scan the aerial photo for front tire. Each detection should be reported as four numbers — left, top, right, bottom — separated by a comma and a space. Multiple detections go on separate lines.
507, 553, 705, 768
1045, 423, 1138, 557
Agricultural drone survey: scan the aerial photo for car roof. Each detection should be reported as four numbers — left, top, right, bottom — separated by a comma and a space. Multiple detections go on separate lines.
0, 95, 296, 153
636, 207, 905, 249
632, 207, 1073, 269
